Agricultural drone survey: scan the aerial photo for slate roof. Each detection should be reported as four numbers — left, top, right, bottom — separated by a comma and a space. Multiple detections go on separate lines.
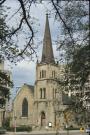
62, 93, 76, 105
41, 14, 55, 64
24, 83, 34, 93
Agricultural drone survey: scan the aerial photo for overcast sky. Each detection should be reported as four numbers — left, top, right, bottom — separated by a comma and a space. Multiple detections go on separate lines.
3, 1, 60, 97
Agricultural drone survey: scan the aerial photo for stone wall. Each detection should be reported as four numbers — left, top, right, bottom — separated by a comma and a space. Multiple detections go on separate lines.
10, 84, 34, 127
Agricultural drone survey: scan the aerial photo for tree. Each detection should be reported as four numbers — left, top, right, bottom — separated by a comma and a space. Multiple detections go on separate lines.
0, 7, 16, 61
0, 1, 37, 63
0, 7, 13, 109
0, 0, 89, 63
0, 59, 12, 108
0, 71, 10, 108
55, 1, 89, 84
52, 1, 89, 115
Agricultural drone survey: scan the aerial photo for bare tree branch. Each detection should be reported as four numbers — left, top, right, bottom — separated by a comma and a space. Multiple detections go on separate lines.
1, 0, 35, 61
0, 0, 6, 5
11, 18, 24, 35
51, 0, 75, 45
17, 0, 34, 54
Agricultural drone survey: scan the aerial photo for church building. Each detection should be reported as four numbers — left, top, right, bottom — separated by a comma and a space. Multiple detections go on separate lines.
11, 14, 76, 130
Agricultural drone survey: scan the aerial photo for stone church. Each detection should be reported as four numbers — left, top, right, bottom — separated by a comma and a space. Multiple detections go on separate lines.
11, 14, 76, 130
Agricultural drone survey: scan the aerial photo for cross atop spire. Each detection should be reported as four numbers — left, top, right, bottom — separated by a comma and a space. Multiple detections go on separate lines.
41, 14, 55, 64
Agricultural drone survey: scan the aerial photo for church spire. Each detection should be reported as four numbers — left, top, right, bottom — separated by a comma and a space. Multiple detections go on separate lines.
41, 14, 55, 64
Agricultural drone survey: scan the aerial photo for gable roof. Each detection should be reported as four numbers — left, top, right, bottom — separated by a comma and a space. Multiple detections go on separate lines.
24, 83, 34, 93
13, 83, 34, 102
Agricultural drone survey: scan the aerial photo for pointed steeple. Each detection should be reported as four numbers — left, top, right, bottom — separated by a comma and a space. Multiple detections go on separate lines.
41, 14, 55, 64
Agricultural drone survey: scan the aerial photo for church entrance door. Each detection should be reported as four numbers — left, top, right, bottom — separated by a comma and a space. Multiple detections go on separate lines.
41, 111, 46, 127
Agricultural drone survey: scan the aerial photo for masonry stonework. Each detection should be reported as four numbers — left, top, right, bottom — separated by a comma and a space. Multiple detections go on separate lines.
11, 85, 34, 127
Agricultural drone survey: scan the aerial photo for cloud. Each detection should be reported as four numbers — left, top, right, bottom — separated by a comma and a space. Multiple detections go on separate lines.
5, 60, 36, 87
12, 61, 35, 86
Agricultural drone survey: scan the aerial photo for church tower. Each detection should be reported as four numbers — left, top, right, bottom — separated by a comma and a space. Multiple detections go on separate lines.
34, 14, 59, 129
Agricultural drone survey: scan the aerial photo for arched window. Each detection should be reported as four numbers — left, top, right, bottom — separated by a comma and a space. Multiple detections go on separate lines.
22, 98, 28, 117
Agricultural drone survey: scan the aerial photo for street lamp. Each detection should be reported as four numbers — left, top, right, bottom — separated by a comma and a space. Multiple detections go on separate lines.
12, 99, 17, 133
13, 87, 21, 133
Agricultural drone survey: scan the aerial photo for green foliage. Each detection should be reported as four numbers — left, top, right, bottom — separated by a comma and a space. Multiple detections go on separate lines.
16, 126, 32, 132
71, 45, 90, 86
64, 126, 80, 130
0, 6, 19, 62
56, 1, 89, 113
56, 1, 89, 68
0, 15, 8, 40
6, 125, 32, 132
0, 127, 6, 134
2, 117, 10, 129
0, 69, 13, 108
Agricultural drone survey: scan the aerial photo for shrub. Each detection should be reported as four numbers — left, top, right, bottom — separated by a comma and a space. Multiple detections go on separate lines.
0, 127, 6, 134
2, 117, 10, 129
16, 125, 32, 132
64, 125, 80, 130
5, 127, 14, 131
6, 125, 32, 132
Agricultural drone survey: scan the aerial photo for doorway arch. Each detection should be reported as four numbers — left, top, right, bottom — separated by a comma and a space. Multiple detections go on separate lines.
41, 111, 46, 127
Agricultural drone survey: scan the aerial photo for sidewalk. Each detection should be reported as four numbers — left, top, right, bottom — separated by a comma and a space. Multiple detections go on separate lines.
7, 130, 56, 135
7, 130, 81, 135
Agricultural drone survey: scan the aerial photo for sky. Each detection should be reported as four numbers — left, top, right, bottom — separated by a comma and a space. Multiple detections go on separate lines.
3, 0, 60, 97
3, 0, 89, 98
